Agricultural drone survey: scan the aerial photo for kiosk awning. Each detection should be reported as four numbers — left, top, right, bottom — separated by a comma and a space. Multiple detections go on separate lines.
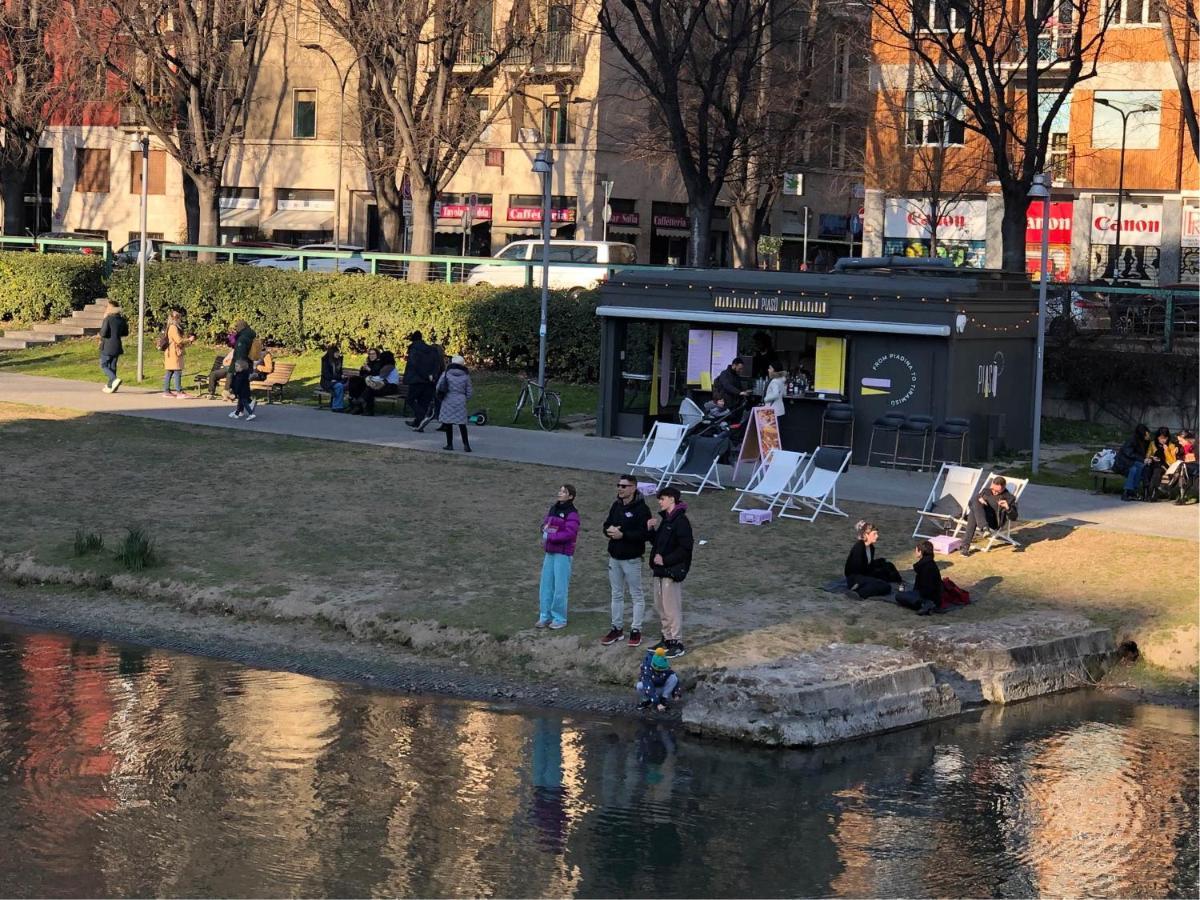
262, 209, 333, 231
595, 305, 951, 337
218, 207, 261, 228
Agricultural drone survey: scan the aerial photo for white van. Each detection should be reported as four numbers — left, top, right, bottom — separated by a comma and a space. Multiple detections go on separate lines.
465, 240, 638, 290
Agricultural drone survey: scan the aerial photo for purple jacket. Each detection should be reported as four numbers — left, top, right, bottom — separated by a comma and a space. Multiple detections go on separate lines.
541, 503, 580, 556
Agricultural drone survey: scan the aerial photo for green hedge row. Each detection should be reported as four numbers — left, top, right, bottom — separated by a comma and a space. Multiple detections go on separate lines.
108, 262, 601, 381
0, 254, 107, 324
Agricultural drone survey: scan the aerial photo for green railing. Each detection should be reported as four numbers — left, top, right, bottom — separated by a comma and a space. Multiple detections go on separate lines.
1055, 282, 1197, 351
0, 235, 113, 274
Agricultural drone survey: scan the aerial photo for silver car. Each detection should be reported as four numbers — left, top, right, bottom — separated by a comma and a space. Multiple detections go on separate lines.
249, 243, 368, 274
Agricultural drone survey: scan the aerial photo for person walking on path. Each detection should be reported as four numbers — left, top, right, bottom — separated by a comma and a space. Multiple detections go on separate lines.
161, 309, 195, 397
98, 300, 129, 393
403, 331, 440, 427
649, 486, 693, 658
228, 319, 258, 421
601, 475, 652, 647
536, 484, 580, 630
435, 355, 473, 452
960, 475, 1019, 556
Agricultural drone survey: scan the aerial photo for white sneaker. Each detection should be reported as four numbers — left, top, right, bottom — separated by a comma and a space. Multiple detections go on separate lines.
102, 385, 113, 394
162, 392, 174, 398
111, 377, 121, 392
245, 413, 256, 421
229, 411, 242, 419
248, 399, 257, 413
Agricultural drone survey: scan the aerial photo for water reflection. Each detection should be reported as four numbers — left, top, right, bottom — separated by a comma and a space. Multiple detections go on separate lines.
0, 626, 1195, 898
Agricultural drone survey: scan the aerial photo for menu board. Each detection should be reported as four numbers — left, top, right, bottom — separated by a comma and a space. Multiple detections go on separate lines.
734, 406, 782, 480
686, 329, 739, 385
710, 331, 739, 374
813, 336, 846, 395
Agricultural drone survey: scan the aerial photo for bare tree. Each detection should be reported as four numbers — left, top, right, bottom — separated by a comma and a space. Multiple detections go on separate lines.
80, 0, 271, 246
872, 0, 1119, 270
315, 0, 543, 279
599, 0, 798, 267
1158, 0, 1198, 160
0, 0, 85, 235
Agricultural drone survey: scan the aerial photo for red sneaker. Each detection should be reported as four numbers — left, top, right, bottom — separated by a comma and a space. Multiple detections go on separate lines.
627, 629, 642, 647
600, 627, 623, 646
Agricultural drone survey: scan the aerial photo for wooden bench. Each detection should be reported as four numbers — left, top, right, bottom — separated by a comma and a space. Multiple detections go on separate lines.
193, 354, 229, 398
1091, 469, 1124, 494
313, 367, 408, 414
249, 362, 296, 404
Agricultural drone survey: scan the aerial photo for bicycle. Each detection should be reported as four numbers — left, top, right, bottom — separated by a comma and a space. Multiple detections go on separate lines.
512, 376, 562, 431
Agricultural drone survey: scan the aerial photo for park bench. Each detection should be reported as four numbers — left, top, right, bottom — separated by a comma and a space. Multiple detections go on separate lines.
314, 367, 409, 414
1091, 468, 1124, 494
193, 354, 228, 398
249, 362, 296, 404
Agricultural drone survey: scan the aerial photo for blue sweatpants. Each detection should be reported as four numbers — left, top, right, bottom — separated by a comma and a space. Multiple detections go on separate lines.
539, 553, 572, 626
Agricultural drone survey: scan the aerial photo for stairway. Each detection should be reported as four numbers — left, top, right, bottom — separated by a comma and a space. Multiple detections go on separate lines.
0, 299, 110, 350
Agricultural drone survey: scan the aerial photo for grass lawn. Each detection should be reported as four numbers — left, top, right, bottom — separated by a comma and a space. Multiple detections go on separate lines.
0, 402, 1194, 688
0, 336, 600, 429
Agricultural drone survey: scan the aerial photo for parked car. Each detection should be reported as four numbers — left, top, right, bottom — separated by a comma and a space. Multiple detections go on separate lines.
227, 240, 293, 265
34, 231, 107, 255
248, 243, 368, 274
113, 237, 168, 266
1047, 286, 1111, 336
465, 240, 638, 290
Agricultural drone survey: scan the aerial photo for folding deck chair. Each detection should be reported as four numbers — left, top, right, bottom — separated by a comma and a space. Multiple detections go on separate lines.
628, 422, 687, 485
731, 449, 808, 513
976, 471, 1029, 552
661, 433, 728, 494
779, 447, 852, 521
913, 463, 984, 539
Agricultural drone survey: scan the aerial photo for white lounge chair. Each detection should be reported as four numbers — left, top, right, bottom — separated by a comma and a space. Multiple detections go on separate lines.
629, 422, 687, 485
913, 463, 984, 539
662, 433, 727, 494
976, 471, 1029, 552
779, 446, 852, 522
731, 449, 808, 513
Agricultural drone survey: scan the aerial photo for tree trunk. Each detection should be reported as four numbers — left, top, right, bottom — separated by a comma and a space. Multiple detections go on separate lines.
375, 176, 404, 252
1160, 2, 1199, 160
730, 201, 758, 268
1000, 185, 1029, 272
1, 168, 28, 236
687, 201, 713, 267
183, 175, 200, 244
407, 177, 435, 283
194, 176, 220, 263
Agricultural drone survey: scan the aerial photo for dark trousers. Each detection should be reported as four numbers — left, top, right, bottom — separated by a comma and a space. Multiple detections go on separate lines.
895, 589, 933, 612
100, 353, 119, 386
847, 575, 892, 599
441, 423, 470, 449
232, 369, 252, 413
363, 383, 398, 416
207, 366, 230, 396
408, 381, 434, 422
961, 500, 1003, 545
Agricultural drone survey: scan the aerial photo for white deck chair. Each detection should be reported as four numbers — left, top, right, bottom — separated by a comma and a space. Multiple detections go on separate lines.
678, 397, 705, 430
977, 472, 1029, 552
731, 449, 808, 513
778, 447, 852, 522
661, 433, 728, 494
629, 422, 687, 484
913, 463, 984, 539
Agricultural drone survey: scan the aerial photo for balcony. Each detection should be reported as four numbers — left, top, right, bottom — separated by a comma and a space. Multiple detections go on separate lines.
119, 97, 176, 130
1008, 30, 1076, 67
505, 31, 583, 71
455, 31, 496, 68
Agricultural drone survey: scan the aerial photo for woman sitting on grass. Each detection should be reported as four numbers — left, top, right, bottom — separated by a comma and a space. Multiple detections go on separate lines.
894, 540, 940, 615
844, 520, 903, 599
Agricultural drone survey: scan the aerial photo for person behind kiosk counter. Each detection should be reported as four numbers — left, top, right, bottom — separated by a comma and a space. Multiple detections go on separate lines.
960, 476, 1019, 556
844, 520, 903, 599
762, 363, 786, 417
713, 357, 750, 408
894, 540, 940, 616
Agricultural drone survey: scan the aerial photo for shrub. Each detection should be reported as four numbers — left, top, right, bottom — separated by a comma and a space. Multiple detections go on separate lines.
73, 529, 105, 557
113, 527, 157, 572
109, 262, 602, 381
0, 253, 106, 324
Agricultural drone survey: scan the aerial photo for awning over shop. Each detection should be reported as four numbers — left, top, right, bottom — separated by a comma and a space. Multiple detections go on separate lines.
654, 226, 690, 238
218, 207, 261, 228
261, 209, 333, 231
607, 227, 642, 236
490, 224, 572, 237
595, 305, 951, 337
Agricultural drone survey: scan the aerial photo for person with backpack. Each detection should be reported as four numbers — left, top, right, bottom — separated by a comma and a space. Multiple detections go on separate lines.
98, 300, 129, 393
649, 487, 693, 659
536, 484, 580, 630
228, 319, 258, 421
434, 355, 473, 451
894, 540, 940, 615
160, 308, 195, 398
600, 475, 653, 648
636, 647, 680, 712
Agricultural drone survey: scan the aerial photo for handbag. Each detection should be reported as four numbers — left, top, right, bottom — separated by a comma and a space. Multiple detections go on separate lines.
365, 375, 384, 390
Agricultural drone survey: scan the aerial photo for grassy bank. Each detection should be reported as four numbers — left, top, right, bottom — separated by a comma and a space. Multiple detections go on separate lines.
0, 336, 600, 427
0, 402, 1195, 691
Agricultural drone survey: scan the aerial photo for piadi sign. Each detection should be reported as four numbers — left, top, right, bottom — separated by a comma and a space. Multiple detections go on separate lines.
861, 353, 917, 407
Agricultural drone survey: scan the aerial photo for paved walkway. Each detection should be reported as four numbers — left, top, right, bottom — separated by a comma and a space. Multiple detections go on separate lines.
2, 371, 1195, 541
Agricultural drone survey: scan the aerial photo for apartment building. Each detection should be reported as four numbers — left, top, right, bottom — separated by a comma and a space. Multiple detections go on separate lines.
22, 0, 869, 269
862, 0, 1199, 285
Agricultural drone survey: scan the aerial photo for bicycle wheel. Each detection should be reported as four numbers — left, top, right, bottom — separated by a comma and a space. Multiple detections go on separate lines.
536, 391, 562, 431
511, 386, 527, 423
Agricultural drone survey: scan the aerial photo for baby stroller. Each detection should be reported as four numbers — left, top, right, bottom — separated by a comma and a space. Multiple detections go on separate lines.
682, 396, 750, 463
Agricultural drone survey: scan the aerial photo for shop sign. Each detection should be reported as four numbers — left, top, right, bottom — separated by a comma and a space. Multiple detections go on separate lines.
278, 197, 334, 211
507, 205, 575, 223
977, 351, 1005, 398
862, 353, 917, 407
711, 291, 828, 316
1025, 201, 1072, 244
884, 199, 987, 242
653, 213, 689, 229
1181, 202, 1200, 249
609, 211, 639, 227
439, 203, 492, 220
1089, 200, 1162, 246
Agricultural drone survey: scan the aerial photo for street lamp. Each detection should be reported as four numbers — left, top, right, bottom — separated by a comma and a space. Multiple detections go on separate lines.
1093, 98, 1157, 280
134, 129, 149, 383
1028, 172, 1051, 475
532, 149, 553, 390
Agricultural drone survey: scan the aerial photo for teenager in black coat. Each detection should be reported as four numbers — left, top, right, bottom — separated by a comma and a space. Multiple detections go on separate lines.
844, 520, 902, 599
895, 540, 941, 615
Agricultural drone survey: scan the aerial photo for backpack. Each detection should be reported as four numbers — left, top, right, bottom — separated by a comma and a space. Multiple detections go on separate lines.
155, 330, 170, 352
1091, 448, 1117, 472
940, 577, 970, 608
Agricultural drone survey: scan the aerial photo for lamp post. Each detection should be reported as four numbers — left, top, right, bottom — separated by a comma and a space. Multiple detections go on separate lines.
1093, 98, 1156, 280
135, 129, 149, 382
601, 179, 614, 242
1028, 172, 1051, 475
532, 149, 553, 389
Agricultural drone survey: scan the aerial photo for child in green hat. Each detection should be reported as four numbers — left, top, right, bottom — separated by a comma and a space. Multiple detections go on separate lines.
636, 647, 680, 712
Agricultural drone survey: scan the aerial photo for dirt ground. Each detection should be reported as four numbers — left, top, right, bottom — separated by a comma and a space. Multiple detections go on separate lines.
0, 402, 1196, 689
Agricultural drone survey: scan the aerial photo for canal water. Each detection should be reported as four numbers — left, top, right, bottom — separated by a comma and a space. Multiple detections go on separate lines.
0, 625, 1195, 898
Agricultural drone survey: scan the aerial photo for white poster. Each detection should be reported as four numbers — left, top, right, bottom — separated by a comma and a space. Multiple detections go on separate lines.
1089, 200, 1163, 246
883, 199, 987, 242
1181, 202, 1200, 249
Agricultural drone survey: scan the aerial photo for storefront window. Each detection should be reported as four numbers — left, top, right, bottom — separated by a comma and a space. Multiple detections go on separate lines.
1025, 200, 1072, 282
1181, 200, 1199, 284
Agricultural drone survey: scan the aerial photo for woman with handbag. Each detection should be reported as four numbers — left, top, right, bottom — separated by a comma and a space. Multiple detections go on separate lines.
347, 348, 382, 415
434, 355, 473, 451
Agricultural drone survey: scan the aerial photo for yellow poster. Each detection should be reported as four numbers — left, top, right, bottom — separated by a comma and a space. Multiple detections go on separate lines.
814, 336, 846, 395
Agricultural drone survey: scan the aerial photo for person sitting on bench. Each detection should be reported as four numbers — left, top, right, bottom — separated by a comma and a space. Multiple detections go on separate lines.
960, 476, 1019, 556
250, 345, 275, 382
207, 349, 234, 399
844, 520, 903, 598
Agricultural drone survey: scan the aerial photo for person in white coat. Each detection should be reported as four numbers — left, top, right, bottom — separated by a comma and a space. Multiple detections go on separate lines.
762, 363, 787, 418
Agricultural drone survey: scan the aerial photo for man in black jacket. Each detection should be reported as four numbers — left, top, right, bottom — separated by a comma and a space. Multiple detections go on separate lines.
98, 301, 129, 393
712, 357, 748, 408
960, 476, 1019, 556
649, 486, 694, 658
600, 476, 653, 648
404, 331, 439, 427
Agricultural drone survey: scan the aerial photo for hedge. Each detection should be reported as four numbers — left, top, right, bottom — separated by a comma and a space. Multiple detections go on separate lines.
1045, 345, 1198, 428
0, 253, 107, 325
108, 262, 602, 382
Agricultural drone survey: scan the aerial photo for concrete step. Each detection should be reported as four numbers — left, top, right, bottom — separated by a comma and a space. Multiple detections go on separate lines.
2, 329, 62, 343
0, 337, 34, 350
32, 322, 88, 336
69, 314, 106, 326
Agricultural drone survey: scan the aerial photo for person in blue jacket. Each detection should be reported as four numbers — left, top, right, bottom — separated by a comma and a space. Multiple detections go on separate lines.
636, 647, 680, 712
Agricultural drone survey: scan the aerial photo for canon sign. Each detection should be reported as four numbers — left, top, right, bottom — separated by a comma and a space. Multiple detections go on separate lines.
1093, 216, 1160, 234
1089, 201, 1163, 246
907, 211, 967, 229
883, 199, 987, 241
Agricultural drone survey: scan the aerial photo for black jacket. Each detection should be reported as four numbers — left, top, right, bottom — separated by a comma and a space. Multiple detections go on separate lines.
976, 487, 1019, 523
713, 366, 743, 406
99, 313, 129, 357
403, 339, 439, 385
1114, 431, 1150, 475
320, 351, 344, 391
232, 326, 256, 367
844, 540, 875, 581
912, 556, 943, 604
603, 496, 652, 560
651, 505, 693, 580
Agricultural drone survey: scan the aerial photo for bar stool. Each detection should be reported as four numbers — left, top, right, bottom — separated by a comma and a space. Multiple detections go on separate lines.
820, 402, 855, 450
896, 415, 934, 470
867, 412, 906, 468
933, 417, 972, 466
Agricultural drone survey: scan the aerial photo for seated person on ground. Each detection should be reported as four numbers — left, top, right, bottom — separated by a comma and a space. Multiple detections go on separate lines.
636, 647, 680, 712
844, 519, 903, 599
959, 476, 1019, 556
895, 540, 940, 616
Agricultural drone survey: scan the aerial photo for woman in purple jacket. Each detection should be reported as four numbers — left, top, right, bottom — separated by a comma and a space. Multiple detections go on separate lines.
537, 484, 581, 630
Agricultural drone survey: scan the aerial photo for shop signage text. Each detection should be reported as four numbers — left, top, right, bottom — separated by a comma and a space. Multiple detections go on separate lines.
1089, 201, 1163, 246
712, 292, 828, 316
1183, 203, 1200, 249
862, 353, 917, 407
439, 203, 492, 220
883, 199, 987, 242
507, 206, 576, 223
609, 211, 640, 227
1024, 201, 1073, 244
653, 214, 689, 229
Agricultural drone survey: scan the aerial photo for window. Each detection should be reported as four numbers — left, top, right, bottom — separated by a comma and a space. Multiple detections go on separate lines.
906, 91, 966, 145
547, 0, 572, 30
1110, 0, 1154, 24
468, 95, 492, 142
828, 124, 847, 169
832, 33, 850, 102
542, 96, 574, 143
293, 90, 316, 139
75, 148, 110, 193
1049, 132, 1071, 181
497, 243, 529, 260
914, 0, 968, 32
1092, 91, 1161, 149
129, 149, 167, 195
